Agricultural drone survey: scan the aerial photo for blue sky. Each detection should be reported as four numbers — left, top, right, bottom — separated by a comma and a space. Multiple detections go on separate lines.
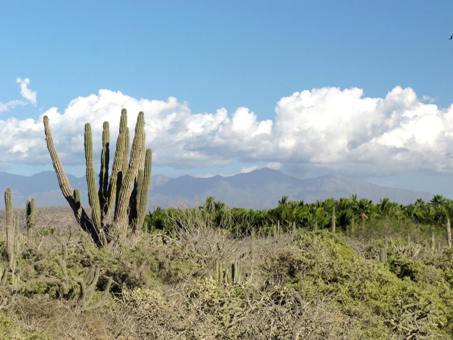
1, 0, 453, 190
1, 1, 452, 116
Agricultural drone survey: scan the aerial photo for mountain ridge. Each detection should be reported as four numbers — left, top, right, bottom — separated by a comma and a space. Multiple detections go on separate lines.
0, 168, 433, 209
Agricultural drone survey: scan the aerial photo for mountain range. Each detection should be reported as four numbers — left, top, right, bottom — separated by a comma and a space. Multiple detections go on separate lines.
0, 168, 434, 209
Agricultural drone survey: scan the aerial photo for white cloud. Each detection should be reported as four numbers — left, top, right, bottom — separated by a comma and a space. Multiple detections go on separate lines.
16, 77, 37, 105
240, 165, 259, 173
0, 100, 24, 113
0, 86, 453, 175
241, 163, 281, 174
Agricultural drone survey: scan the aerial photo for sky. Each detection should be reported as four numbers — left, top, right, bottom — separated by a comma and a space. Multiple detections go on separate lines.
1, 0, 453, 190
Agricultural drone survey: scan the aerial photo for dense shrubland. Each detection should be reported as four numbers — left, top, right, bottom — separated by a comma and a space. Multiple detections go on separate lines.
147, 195, 452, 247
0, 194, 452, 338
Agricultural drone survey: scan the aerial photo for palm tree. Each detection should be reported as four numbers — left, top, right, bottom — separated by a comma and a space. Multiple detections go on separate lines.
430, 195, 452, 248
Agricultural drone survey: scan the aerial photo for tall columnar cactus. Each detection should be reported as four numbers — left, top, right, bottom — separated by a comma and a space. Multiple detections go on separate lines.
43, 109, 153, 247
85, 123, 103, 236
4, 188, 15, 271
113, 112, 145, 238
26, 198, 36, 234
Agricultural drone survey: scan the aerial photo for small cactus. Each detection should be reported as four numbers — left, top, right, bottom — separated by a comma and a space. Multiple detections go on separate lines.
26, 198, 36, 236
77, 267, 100, 305
231, 261, 241, 284
4, 189, 15, 272
214, 260, 242, 285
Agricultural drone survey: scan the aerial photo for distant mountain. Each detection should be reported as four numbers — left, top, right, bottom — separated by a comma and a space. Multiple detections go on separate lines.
151, 168, 433, 209
0, 168, 433, 209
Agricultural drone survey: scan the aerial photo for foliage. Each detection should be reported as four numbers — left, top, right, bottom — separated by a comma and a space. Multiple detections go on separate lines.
1, 192, 453, 337
146, 195, 453, 246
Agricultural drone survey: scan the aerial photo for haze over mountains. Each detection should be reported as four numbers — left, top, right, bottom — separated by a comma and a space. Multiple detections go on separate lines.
0, 168, 434, 209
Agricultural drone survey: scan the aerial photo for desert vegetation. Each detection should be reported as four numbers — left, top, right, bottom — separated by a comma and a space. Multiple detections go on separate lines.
0, 110, 452, 339
0, 193, 452, 338
43, 109, 152, 247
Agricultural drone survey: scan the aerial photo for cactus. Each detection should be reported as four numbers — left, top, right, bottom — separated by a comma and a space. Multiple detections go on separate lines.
26, 198, 36, 235
43, 109, 153, 247
231, 261, 241, 284
4, 189, 15, 272
77, 267, 100, 306
214, 260, 242, 285
113, 112, 146, 239
129, 148, 152, 234
99, 121, 110, 219
137, 149, 152, 232
84, 123, 103, 235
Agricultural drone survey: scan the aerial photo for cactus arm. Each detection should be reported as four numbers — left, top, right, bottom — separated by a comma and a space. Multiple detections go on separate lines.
128, 171, 143, 231
106, 109, 127, 218
84, 123, 102, 231
43, 116, 103, 247
122, 127, 130, 176
136, 148, 152, 232
43, 116, 75, 198
129, 134, 146, 232
113, 111, 145, 237
99, 122, 110, 217
74, 189, 83, 221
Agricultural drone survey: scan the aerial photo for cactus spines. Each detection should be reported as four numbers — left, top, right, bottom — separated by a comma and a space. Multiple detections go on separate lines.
26, 197, 36, 234
84, 123, 102, 233
4, 188, 15, 272
43, 109, 152, 247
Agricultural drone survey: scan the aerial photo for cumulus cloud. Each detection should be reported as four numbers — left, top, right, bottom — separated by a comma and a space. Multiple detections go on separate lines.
16, 77, 37, 105
0, 86, 452, 175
